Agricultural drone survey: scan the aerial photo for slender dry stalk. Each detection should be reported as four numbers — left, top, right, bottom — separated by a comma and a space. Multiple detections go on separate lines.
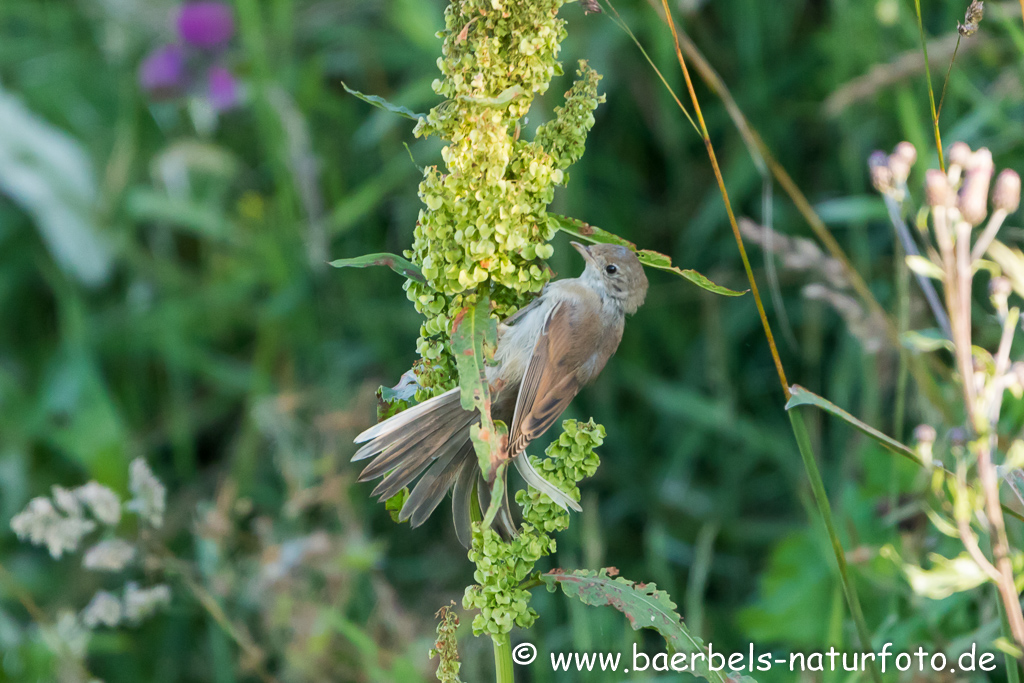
825, 32, 983, 115
935, 35, 962, 121
158, 551, 282, 683
653, 0, 789, 396
652, 5, 885, 682
664, 28, 919, 354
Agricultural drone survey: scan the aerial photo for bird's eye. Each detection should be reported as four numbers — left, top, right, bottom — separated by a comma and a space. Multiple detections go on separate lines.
605, 264, 618, 275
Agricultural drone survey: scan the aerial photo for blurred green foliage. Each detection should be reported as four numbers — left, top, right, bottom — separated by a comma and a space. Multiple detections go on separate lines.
2, 0, 1024, 681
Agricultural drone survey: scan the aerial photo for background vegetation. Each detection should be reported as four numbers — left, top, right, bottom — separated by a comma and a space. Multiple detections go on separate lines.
2, 0, 1024, 681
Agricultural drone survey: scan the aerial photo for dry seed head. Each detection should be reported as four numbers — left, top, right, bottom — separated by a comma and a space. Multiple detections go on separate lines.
958, 147, 994, 225
993, 169, 1021, 214
959, 1, 984, 37
869, 151, 893, 194
925, 169, 953, 207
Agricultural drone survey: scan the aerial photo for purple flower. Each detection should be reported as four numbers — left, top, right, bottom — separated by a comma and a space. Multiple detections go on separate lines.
206, 66, 239, 111
176, 2, 235, 49
139, 44, 186, 95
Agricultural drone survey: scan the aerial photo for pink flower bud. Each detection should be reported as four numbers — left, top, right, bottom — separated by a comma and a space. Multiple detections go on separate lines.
993, 169, 1021, 214
925, 169, 952, 207
949, 141, 972, 169
958, 147, 993, 225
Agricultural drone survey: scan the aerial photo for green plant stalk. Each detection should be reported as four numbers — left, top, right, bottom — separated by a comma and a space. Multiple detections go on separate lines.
493, 634, 514, 683
912, 0, 945, 172
470, 485, 516, 683
894, 238, 910, 445
654, 6, 881, 680
789, 409, 883, 683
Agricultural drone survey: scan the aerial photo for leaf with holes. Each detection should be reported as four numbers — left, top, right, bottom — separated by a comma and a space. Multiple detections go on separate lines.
550, 214, 746, 297
542, 568, 756, 683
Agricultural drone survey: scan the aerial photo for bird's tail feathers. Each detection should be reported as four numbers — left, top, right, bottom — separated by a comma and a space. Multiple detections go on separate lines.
353, 387, 581, 547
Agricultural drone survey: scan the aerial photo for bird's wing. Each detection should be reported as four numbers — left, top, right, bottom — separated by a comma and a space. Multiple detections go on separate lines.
507, 299, 585, 459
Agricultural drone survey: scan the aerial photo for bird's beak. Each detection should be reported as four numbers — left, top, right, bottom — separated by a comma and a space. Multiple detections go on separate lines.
570, 241, 596, 266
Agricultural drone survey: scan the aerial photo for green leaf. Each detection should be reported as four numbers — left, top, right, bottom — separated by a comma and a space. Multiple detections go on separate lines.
341, 81, 426, 121
785, 385, 921, 466
901, 329, 954, 353
550, 214, 746, 297
385, 488, 410, 523
329, 252, 425, 283
479, 459, 508, 529
451, 297, 503, 481
905, 254, 944, 280
542, 569, 755, 683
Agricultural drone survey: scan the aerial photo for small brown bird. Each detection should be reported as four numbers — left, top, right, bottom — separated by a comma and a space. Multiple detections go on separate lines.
353, 242, 648, 546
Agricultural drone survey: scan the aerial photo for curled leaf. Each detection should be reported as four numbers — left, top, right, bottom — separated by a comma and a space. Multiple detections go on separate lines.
329, 252, 425, 283
341, 82, 426, 121
785, 385, 920, 465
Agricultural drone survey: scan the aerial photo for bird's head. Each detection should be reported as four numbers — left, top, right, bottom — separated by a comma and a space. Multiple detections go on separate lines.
572, 241, 649, 315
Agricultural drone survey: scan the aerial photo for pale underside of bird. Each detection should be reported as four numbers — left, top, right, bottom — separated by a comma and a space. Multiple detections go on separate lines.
352, 242, 648, 546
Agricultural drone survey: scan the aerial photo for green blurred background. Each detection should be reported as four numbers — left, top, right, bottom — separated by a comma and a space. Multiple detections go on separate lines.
2, 0, 1024, 681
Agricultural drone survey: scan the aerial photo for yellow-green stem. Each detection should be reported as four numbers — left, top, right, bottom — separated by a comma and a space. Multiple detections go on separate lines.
790, 410, 883, 683
913, 0, 945, 171
654, 5, 882, 680
657, 0, 788, 396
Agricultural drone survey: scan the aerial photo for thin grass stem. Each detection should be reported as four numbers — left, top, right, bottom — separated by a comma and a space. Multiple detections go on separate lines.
913, 0, 946, 171
789, 410, 883, 683
654, 0, 788, 395
651, 5, 881, 680
936, 35, 962, 120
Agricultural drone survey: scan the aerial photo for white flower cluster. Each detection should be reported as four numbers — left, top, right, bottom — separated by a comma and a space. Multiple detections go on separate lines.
11, 491, 98, 559
80, 583, 172, 628
123, 582, 172, 622
126, 458, 166, 529
82, 539, 136, 572
10, 458, 163, 559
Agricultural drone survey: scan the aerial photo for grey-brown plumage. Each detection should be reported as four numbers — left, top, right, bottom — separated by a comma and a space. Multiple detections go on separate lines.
353, 242, 648, 546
